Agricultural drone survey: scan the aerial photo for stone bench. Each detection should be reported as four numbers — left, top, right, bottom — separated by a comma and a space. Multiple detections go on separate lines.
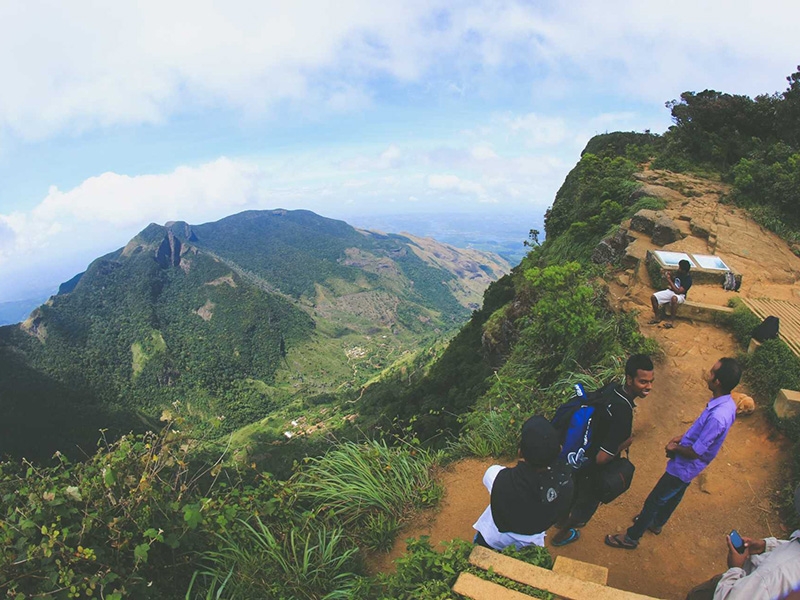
673, 300, 734, 324
774, 389, 800, 420
452, 545, 663, 600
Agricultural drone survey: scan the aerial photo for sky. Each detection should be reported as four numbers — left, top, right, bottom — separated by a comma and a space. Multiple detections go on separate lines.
1, 1, 799, 302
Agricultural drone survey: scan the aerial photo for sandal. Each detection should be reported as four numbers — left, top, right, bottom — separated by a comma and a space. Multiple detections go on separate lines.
633, 516, 662, 535
647, 318, 661, 325
551, 528, 580, 547
662, 322, 675, 329
605, 533, 638, 549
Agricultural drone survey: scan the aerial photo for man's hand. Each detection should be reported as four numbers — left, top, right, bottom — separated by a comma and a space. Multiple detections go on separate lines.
726, 535, 750, 569
665, 441, 679, 453
742, 536, 767, 555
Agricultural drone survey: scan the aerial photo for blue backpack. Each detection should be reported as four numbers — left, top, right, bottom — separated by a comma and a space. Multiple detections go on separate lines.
551, 383, 615, 470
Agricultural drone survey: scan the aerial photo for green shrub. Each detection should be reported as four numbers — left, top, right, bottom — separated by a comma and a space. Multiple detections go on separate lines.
740, 339, 800, 527
0, 416, 285, 599
740, 339, 800, 405
367, 536, 472, 599
454, 406, 531, 459
293, 441, 443, 551
192, 519, 361, 599
722, 299, 762, 347
626, 196, 666, 216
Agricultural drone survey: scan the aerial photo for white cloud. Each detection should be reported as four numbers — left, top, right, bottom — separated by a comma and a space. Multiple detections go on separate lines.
32, 158, 262, 227
471, 144, 498, 160
428, 174, 490, 200
339, 145, 404, 170
498, 113, 569, 147
2, 1, 799, 141
0, 218, 16, 254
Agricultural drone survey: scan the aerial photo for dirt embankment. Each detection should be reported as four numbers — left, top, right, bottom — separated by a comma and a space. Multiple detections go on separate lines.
370, 168, 800, 599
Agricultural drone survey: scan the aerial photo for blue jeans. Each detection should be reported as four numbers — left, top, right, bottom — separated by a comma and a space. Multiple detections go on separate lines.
627, 472, 689, 541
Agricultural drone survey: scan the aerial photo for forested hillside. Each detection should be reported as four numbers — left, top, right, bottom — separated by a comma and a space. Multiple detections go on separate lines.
2, 70, 800, 599
0, 209, 509, 461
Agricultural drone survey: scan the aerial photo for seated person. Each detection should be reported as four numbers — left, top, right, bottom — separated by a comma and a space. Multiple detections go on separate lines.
473, 415, 574, 550
685, 484, 800, 599
651, 259, 693, 328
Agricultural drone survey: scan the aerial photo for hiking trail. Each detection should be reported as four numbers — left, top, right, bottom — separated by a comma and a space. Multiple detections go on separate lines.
369, 168, 800, 599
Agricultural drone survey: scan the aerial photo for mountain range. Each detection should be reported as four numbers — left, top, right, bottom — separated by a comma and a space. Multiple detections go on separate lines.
0, 209, 509, 460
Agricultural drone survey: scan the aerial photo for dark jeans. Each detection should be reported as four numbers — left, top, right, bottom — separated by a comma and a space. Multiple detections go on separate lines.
684, 574, 722, 600
627, 471, 689, 541
473, 531, 492, 549
557, 469, 602, 529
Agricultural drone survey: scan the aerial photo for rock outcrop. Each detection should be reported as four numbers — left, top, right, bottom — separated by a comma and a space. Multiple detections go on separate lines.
652, 216, 684, 246
592, 228, 634, 264
155, 231, 182, 269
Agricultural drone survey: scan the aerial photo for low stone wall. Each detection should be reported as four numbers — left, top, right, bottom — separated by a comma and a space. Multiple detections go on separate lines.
645, 251, 741, 287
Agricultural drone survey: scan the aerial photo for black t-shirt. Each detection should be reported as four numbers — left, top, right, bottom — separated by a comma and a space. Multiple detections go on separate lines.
490, 460, 574, 535
587, 384, 635, 462
674, 273, 693, 297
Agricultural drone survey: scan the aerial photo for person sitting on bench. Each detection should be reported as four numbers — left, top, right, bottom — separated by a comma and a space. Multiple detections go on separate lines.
651, 259, 693, 328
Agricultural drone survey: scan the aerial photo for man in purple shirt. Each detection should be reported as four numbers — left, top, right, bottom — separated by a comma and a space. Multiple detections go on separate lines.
605, 357, 741, 549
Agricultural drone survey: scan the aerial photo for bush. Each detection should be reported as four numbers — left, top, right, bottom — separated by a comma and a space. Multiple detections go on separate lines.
722, 298, 762, 347
0, 416, 284, 599
626, 196, 666, 215
293, 441, 443, 551
366, 537, 472, 599
740, 339, 800, 405
191, 519, 361, 599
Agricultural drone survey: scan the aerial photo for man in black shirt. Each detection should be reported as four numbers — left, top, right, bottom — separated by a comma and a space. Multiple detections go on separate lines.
650, 259, 693, 329
550, 354, 655, 547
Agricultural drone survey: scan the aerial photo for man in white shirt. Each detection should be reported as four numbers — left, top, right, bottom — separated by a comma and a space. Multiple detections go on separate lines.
473, 415, 573, 550
685, 485, 800, 599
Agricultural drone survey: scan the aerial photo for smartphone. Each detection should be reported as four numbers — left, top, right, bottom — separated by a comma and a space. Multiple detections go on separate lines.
730, 529, 745, 553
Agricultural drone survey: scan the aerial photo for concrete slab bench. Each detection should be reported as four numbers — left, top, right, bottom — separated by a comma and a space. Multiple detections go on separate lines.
674, 300, 734, 324
452, 545, 663, 600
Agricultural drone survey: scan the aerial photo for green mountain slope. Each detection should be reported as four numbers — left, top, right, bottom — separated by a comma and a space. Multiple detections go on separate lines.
0, 209, 511, 461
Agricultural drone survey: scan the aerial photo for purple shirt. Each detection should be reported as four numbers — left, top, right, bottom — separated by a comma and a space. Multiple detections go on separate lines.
666, 394, 736, 483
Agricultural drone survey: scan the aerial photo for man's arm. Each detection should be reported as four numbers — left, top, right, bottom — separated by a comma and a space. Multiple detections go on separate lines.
666, 440, 700, 460
596, 436, 633, 465
596, 449, 614, 465
712, 536, 781, 600
664, 272, 687, 294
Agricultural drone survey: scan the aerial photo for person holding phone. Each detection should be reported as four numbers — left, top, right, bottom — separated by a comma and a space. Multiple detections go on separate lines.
649, 259, 693, 328
684, 485, 800, 599
605, 357, 741, 550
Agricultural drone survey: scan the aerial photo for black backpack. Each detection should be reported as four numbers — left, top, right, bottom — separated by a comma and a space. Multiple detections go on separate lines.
551, 383, 616, 470
752, 316, 779, 342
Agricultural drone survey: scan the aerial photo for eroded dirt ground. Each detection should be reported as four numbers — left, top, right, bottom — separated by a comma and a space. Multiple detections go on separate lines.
370, 169, 800, 599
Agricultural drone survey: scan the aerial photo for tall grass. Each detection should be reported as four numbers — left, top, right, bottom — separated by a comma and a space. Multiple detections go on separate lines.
190, 519, 360, 599
293, 441, 443, 550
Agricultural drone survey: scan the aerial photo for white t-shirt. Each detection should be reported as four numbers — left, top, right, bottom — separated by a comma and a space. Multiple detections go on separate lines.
472, 465, 547, 550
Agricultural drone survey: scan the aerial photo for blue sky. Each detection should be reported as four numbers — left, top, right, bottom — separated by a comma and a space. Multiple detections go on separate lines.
1, 0, 799, 301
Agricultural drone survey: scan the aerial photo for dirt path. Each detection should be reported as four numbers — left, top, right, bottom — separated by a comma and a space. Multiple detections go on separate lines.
369, 169, 800, 599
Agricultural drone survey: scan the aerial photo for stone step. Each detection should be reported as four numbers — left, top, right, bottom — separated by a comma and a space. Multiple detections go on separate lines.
463, 546, 663, 600
452, 572, 539, 600
774, 389, 800, 420
674, 300, 734, 324
553, 555, 608, 585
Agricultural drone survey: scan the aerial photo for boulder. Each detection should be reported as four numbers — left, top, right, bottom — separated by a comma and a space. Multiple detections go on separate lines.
630, 209, 661, 235
689, 221, 712, 240
591, 228, 634, 264
652, 216, 684, 246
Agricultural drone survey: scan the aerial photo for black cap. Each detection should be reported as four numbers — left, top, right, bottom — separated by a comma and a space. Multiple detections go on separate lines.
520, 415, 560, 467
